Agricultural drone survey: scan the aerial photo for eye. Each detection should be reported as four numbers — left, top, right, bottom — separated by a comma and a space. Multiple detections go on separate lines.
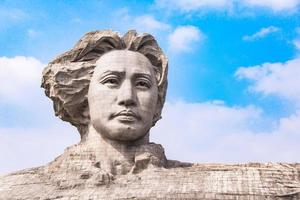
105, 78, 118, 85
100, 75, 120, 88
136, 79, 151, 89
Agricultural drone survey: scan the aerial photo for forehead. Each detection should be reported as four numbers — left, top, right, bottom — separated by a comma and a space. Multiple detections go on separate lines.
94, 50, 153, 74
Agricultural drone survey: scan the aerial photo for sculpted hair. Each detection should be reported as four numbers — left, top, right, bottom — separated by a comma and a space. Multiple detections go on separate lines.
41, 30, 168, 136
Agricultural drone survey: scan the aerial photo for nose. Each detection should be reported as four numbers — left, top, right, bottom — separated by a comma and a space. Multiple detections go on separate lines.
117, 80, 137, 107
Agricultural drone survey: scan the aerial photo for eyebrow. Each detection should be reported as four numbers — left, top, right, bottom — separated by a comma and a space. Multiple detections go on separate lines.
132, 73, 152, 80
100, 70, 152, 78
99, 70, 125, 77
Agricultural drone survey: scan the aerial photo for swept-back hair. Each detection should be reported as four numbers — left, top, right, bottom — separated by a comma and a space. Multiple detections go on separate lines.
42, 30, 168, 136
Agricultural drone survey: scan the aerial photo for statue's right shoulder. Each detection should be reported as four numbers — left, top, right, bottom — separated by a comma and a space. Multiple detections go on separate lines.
0, 166, 51, 199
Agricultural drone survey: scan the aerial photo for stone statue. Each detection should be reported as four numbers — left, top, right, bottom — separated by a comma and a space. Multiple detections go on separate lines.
0, 30, 299, 200
41, 30, 169, 176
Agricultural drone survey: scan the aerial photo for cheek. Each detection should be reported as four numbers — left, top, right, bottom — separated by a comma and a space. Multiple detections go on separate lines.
88, 87, 117, 119
90, 87, 117, 105
137, 91, 158, 113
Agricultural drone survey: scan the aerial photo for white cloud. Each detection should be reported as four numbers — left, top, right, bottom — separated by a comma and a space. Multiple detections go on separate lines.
0, 56, 80, 175
151, 100, 300, 163
0, 56, 44, 105
134, 15, 170, 32
236, 58, 300, 105
243, 0, 300, 12
155, 0, 300, 13
242, 26, 280, 41
110, 9, 170, 36
168, 26, 204, 53
155, 0, 231, 12
152, 57, 300, 163
0, 126, 79, 175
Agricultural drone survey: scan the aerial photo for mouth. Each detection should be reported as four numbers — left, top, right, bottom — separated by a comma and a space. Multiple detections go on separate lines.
112, 110, 141, 123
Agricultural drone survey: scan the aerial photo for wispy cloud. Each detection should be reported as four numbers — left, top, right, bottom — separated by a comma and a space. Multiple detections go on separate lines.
134, 15, 170, 31
243, 0, 300, 12
155, 0, 231, 12
0, 7, 28, 30
70, 17, 84, 24
27, 29, 39, 39
0, 7, 27, 21
242, 26, 280, 41
236, 58, 300, 104
154, 0, 300, 14
110, 8, 170, 36
168, 26, 205, 53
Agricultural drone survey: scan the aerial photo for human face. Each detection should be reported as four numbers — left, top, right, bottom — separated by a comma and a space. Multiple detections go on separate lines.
88, 50, 159, 141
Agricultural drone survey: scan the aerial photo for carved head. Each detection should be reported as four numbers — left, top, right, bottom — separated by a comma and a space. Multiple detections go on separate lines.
41, 30, 168, 140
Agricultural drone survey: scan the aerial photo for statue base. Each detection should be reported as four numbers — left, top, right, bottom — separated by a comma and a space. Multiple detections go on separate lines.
0, 142, 299, 199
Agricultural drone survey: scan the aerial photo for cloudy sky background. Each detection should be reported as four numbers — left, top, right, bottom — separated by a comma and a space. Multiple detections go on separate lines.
1, 0, 300, 174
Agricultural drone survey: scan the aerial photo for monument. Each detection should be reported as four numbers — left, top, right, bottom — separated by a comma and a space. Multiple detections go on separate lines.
0, 30, 299, 199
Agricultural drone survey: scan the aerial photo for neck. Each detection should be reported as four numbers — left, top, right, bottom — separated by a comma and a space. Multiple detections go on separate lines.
81, 125, 149, 175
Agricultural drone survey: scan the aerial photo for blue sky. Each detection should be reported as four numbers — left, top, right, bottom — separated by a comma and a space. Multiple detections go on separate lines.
1, 0, 300, 174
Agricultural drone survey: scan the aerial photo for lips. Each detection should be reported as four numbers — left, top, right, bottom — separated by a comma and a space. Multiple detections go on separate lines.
112, 110, 141, 122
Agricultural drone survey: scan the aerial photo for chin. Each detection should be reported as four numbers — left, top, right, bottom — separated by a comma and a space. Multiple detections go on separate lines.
92, 120, 150, 142
105, 125, 148, 142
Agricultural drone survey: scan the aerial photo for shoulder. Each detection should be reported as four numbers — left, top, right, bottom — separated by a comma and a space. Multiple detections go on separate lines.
0, 166, 53, 199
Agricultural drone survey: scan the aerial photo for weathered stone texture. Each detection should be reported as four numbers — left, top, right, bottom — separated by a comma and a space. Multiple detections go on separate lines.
0, 143, 299, 199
